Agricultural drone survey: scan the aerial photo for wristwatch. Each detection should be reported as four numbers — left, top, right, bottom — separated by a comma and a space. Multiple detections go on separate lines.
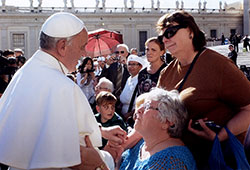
95, 163, 106, 170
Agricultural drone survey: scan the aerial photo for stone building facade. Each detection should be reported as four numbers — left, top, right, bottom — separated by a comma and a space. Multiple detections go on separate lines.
0, 2, 248, 58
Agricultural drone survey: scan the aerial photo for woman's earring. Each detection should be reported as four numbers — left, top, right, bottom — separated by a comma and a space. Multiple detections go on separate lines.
162, 125, 168, 130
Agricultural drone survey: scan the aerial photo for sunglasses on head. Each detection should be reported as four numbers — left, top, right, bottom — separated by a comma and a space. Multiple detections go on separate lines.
115, 51, 125, 54
157, 25, 187, 42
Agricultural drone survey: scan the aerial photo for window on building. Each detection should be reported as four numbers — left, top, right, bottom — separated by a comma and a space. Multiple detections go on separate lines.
12, 33, 25, 51
230, 29, 236, 35
139, 31, 147, 53
210, 29, 217, 38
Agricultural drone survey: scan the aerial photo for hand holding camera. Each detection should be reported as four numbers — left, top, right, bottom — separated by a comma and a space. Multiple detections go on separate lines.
191, 120, 221, 133
83, 66, 95, 74
85, 69, 95, 73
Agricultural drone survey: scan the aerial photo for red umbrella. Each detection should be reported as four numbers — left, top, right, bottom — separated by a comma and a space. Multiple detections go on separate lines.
86, 28, 123, 57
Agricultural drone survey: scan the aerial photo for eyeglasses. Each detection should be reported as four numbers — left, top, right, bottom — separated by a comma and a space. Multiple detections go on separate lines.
95, 86, 109, 91
144, 102, 159, 111
115, 51, 125, 54
128, 63, 140, 67
157, 25, 187, 42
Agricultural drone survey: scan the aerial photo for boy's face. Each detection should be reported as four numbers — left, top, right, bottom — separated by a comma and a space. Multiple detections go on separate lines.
96, 103, 115, 123
229, 46, 234, 51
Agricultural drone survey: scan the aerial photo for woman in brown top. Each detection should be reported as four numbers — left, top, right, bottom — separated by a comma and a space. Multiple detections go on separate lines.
157, 10, 250, 168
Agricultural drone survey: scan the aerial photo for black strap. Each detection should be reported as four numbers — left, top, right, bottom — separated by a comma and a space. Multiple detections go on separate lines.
177, 48, 205, 92
127, 83, 138, 113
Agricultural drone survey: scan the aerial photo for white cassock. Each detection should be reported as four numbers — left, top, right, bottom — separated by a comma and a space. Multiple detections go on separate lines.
120, 75, 138, 115
0, 50, 114, 170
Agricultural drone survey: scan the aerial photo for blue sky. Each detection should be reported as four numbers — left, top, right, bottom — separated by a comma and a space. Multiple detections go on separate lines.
3, 0, 243, 9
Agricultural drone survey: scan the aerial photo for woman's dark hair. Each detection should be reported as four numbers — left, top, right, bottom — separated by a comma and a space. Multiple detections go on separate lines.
157, 10, 206, 52
79, 57, 94, 74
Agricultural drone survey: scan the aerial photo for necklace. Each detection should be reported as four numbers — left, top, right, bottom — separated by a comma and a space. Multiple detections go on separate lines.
57, 60, 65, 75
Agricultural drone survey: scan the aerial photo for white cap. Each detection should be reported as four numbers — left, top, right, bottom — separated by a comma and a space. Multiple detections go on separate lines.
14, 48, 24, 53
97, 56, 105, 62
41, 12, 86, 38
127, 54, 146, 66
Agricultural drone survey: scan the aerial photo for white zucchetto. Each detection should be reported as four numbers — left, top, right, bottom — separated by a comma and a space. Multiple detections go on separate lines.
41, 12, 86, 38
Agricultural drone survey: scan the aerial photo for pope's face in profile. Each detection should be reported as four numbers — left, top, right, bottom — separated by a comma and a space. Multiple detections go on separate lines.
65, 29, 88, 72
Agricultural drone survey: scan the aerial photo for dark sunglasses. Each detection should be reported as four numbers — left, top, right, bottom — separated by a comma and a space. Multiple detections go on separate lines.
115, 51, 125, 54
157, 25, 187, 42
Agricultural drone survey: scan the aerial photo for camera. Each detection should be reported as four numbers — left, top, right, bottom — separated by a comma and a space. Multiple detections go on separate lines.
0, 55, 18, 76
192, 121, 221, 133
113, 56, 119, 61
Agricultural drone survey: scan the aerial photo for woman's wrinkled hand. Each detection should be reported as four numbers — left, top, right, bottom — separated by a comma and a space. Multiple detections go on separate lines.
71, 135, 108, 170
188, 119, 217, 141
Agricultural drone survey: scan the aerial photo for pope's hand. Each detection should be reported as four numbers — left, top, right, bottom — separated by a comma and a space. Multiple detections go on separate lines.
70, 135, 108, 170
101, 125, 127, 145
104, 141, 124, 163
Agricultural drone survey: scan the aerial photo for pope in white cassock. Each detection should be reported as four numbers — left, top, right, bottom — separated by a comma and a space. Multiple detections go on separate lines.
0, 12, 126, 170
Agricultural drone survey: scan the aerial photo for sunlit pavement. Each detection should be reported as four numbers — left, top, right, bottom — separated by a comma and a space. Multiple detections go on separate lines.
208, 43, 250, 67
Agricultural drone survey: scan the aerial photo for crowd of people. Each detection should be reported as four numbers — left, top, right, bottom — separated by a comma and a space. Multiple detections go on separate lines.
0, 10, 250, 170
227, 33, 250, 53
225, 32, 250, 80
0, 48, 26, 98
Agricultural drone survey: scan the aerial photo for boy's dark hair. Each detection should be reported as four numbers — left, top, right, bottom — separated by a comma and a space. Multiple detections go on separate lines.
96, 91, 117, 106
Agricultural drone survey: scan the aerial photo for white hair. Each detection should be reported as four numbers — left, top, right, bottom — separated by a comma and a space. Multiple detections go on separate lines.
116, 44, 129, 53
98, 77, 114, 92
146, 87, 188, 138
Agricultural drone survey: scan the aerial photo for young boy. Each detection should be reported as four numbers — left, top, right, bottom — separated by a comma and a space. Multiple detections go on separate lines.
95, 91, 127, 149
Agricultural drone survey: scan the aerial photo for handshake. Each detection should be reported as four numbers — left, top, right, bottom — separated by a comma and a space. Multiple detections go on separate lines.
75, 126, 127, 170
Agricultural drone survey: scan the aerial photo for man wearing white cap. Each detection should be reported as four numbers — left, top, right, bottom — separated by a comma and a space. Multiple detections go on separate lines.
14, 48, 24, 58
96, 56, 106, 76
120, 55, 146, 120
0, 12, 126, 170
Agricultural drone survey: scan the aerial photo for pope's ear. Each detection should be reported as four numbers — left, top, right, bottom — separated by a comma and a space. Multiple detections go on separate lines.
56, 39, 67, 57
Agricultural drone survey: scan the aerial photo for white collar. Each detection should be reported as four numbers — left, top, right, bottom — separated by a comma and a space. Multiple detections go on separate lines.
35, 49, 69, 74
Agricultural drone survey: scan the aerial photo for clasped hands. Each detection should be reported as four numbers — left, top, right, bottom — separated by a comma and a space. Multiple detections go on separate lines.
102, 126, 127, 163
71, 125, 127, 170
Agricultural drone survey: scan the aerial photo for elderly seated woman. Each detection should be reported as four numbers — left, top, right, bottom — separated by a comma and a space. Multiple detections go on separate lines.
117, 87, 197, 170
